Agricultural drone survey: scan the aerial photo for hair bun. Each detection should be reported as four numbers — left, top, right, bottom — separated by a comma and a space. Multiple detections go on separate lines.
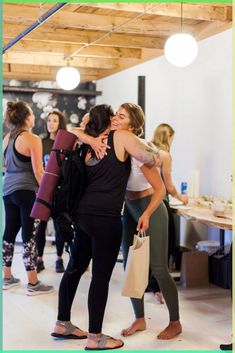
7, 101, 16, 111
5, 100, 31, 129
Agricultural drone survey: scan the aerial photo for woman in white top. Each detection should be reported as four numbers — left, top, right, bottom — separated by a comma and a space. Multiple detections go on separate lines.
111, 104, 182, 340
147, 124, 188, 296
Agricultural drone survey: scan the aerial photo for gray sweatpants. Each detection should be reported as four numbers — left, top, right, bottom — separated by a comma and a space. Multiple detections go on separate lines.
122, 196, 179, 321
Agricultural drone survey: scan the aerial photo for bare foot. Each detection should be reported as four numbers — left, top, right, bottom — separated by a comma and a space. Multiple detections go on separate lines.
157, 320, 182, 340
86, 333, 124, 350
121, 318, 146, 337
155, 292, 164, 304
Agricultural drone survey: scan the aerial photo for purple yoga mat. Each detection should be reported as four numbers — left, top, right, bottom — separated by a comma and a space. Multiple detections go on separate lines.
30, 129, 77, 221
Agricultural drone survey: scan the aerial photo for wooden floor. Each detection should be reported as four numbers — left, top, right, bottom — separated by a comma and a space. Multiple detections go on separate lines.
3, 243, 232, 350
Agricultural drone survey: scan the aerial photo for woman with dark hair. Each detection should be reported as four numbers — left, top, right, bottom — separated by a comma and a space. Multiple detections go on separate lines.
2, 101, 54, 295
36, 110, 67, 274
52, 104, 161, 350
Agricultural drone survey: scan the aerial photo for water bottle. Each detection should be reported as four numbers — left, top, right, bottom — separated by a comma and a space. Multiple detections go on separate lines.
44, 154, 50, 167
181, 182, 188, 195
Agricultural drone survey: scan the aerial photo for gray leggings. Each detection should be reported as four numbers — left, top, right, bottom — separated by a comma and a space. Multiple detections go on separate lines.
122, 196, 179, 321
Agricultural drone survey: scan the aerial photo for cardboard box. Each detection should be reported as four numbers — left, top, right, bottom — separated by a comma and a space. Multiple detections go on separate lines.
181, 251, 209, 288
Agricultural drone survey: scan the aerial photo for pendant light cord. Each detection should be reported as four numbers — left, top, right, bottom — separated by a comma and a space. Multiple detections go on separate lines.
64, 3, 162, 61
181, 2, 183, 33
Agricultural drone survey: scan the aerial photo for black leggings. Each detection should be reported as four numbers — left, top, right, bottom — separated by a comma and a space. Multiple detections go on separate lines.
2, 190, 37, 271
58, 214, 122, 333
36, 220, 64, 257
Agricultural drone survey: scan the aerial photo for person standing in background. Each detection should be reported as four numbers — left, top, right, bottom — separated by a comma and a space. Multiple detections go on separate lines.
2, 101, 54, 295
146, 123, 189, 299
152, 123, 188, 263
36, 110, 67, 273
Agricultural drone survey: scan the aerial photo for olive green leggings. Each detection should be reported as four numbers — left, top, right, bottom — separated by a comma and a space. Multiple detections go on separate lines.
122, 197, 179, 321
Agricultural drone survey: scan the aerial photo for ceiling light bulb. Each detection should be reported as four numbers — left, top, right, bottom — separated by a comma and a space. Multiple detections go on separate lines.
164, 33, 198, 67
56, 67, 80, 90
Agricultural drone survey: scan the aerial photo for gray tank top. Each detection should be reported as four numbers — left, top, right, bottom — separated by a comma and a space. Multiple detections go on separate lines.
3, 133, 38, 196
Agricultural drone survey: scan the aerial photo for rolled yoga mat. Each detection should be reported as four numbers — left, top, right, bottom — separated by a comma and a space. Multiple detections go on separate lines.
30, 129, 77, 221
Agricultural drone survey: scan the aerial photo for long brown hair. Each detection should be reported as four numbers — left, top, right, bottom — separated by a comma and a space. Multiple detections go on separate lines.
46, 109, 67, 137
85, 104, 114, 137
152, 123, 175, 152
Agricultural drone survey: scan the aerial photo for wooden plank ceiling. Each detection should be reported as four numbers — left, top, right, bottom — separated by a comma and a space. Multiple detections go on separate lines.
3, 2, 232, 83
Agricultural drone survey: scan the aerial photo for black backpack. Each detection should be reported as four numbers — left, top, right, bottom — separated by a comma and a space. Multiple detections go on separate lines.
51, 145, 86, 244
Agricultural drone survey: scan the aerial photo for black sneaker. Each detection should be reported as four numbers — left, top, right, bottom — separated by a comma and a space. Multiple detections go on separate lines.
220, 343, 232, 351
55, 259, 65, 273
37, 260, 45, 273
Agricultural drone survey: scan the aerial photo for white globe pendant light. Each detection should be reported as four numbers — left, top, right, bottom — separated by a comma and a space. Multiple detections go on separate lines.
56, 66, 80, 90
164, 33, 198, 67
164, 2, 198, 67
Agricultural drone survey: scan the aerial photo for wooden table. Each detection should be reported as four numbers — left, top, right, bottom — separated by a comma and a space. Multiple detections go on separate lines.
170, 202, 233, 248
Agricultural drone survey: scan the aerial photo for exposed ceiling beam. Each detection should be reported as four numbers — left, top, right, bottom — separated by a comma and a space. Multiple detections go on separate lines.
2, 39, 142, 59
3, 63, 117, 81
3, 64, 106, 82
2, 3, 232, 85
3, 3, 201, 36
3, 52, 121, 69
4, 63, 116, 76
194, 19, 232, 40
81, 3, 232, 22
3, 24, 167, 50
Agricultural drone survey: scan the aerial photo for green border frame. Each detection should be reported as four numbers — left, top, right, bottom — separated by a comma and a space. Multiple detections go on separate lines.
1, 0, 234, 352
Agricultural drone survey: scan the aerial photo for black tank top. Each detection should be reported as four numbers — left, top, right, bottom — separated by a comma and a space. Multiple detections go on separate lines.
78, 130, 131, 217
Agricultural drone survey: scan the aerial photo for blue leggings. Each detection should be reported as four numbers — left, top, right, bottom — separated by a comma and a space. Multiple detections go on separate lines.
122, 197, 180, 321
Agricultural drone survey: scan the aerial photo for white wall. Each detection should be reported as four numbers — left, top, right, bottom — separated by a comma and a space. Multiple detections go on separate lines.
97, 29, 232, 201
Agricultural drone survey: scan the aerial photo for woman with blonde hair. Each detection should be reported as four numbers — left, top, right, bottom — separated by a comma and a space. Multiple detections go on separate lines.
152, 123, 175, 151
152, 123, 188, 258
146, 123, 188, 298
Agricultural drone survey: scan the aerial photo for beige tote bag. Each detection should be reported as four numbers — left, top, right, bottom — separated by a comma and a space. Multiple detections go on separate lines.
121, 232, 150, 299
